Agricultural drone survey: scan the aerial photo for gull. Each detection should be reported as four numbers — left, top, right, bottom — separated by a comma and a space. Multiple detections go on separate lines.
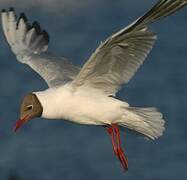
1, 0, 187, 171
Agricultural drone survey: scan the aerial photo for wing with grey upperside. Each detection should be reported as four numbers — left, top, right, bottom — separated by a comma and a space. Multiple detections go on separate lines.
71, 0, 187, 95
1, 8, 79, 87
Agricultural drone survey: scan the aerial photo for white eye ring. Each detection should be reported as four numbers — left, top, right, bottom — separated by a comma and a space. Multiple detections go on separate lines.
27, 105, 33, 110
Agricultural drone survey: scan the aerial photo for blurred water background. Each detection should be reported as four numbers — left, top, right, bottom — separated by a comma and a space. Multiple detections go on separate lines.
0, 0, 187, 179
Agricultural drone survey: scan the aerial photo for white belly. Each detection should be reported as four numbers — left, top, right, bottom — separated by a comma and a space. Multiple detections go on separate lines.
34, 85, 129, 125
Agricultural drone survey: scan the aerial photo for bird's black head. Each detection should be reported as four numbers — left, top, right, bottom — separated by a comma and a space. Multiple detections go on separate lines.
14, 93, 43, 132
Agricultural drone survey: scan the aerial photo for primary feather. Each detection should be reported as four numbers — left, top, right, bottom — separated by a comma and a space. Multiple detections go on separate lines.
71, 0, 187, 95
2, 1, 187, 140
1, 8, 79, 87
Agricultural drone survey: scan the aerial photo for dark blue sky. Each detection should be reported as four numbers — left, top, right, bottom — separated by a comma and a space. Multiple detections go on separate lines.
0, 0, 187, 180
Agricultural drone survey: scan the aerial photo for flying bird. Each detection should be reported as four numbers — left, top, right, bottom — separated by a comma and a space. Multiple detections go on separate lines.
1, 0, 187, 170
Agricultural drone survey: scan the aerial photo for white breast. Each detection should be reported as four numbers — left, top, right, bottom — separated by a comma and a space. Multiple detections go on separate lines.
34, 85, 129, 125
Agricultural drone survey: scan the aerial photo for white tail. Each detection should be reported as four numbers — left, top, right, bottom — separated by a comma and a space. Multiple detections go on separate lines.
117, 107, 165, 140
1, 8, 49, 62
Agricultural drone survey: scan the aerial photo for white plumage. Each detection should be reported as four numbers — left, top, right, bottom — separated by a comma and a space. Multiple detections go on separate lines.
35, 85, 164, 139
1, 1, 187, 142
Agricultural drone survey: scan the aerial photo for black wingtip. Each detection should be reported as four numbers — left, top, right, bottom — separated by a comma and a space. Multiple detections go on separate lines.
1, 9, 6, 13
32, 21, 41, 34
9, 7, 15, 12
19, 12, 28, 22
17, 12, 28, 28
42, 30, 50, 42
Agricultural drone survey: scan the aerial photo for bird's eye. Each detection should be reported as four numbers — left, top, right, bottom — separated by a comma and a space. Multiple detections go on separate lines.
26, 105, 33, 110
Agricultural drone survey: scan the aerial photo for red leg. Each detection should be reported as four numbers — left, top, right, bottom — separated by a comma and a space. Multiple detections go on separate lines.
112, 124, 129, 171
105, 125, 128, 171
105, 126, 118, 156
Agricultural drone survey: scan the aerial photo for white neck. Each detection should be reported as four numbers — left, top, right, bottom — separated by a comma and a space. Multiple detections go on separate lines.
33, 85, 73, 120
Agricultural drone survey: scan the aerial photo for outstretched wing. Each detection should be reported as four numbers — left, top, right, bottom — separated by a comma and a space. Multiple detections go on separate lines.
1, 8, 79, 87
71, 0, 187, 95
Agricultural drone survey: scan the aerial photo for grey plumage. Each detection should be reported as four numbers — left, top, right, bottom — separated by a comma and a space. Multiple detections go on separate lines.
1, 9, 79, 87
2, 1, 187, 171
71, 0, 187, 95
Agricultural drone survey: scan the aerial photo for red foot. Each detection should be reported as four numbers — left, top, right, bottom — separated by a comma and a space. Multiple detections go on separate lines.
105, 124, 128, 171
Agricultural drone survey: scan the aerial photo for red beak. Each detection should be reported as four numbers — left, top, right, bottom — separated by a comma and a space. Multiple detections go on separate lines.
14, 115, 30, 132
